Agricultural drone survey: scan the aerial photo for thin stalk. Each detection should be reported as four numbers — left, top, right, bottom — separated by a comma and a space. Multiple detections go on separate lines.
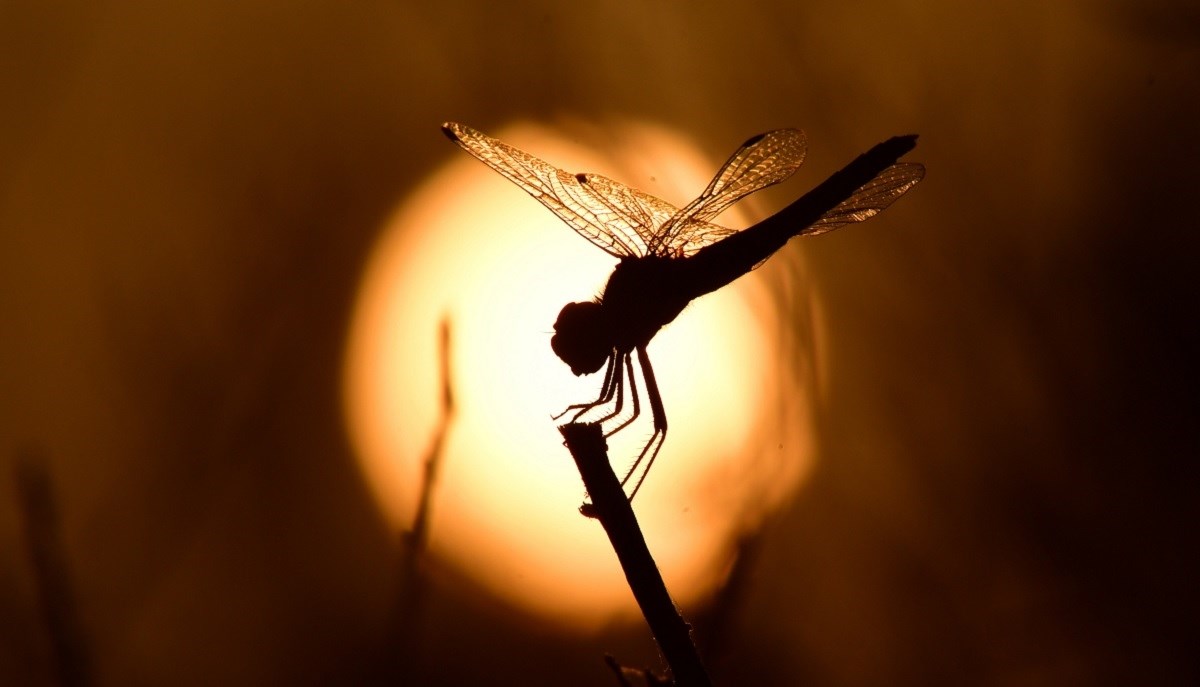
559, 422, 712, 687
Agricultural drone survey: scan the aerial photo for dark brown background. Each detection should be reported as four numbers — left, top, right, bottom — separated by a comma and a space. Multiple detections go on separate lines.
2, 1, 1197, 685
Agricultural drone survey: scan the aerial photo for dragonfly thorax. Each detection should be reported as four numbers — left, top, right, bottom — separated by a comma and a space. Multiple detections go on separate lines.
551, 301, 612, 376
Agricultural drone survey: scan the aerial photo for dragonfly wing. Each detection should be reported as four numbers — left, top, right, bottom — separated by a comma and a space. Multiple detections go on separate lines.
672, 219, 739, 257
798, 162, 925, 238
443, 122, 658, 258
573, 173, 681, 252
649, 128, 808, 255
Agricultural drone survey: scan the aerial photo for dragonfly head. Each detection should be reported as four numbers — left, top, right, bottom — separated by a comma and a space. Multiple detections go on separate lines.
551, 301, 611, 375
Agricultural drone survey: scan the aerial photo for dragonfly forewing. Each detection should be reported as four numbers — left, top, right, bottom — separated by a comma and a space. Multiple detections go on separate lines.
571, 173, 678, 252
443, 122, 660, 258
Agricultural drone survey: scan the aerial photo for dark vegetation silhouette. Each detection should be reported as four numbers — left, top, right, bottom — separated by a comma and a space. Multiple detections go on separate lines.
388, 316, 455, 682
15, 453, 91, 687
561, 423, 711, 687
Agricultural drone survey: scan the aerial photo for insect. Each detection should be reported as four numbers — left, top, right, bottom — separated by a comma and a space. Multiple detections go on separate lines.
443, 121, 924, 501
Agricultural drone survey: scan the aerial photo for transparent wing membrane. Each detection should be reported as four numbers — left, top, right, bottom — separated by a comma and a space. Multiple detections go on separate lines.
443, 122, 666, 258
650, 129, 807, 255
572, 173, 679, 252
800, 162, 926, 238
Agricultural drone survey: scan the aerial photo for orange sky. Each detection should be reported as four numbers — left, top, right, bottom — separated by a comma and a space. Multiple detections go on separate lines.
2, 2, 1197, 685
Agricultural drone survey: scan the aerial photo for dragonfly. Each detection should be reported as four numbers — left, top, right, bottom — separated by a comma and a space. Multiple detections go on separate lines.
443, 121, 924, 502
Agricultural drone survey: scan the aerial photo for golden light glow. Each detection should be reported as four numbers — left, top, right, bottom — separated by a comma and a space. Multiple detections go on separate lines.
343, 119, 817, 629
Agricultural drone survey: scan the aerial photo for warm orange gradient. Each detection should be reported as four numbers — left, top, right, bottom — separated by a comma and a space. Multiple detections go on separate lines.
343, 120, 817, 629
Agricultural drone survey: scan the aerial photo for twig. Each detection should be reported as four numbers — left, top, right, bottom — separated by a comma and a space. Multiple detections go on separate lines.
559, 423, 713, 687
15, 452, 91, 687
406, 315, 455, 559
390, 316, 455, 677
604, 654, 671, 687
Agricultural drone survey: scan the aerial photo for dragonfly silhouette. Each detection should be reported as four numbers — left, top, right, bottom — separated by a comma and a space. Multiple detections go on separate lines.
443, 122, 924, 500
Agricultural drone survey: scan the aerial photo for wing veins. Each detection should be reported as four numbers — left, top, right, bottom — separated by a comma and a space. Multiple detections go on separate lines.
798, 162, 925, 238
649, 129, 808, 255
443, 122, 658, 258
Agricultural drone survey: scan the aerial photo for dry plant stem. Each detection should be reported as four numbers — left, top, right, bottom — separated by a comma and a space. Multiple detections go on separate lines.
559, 422, 713, 687
407, 316, 455, 558
16, 454, 91, 687
391, 317, 455, 678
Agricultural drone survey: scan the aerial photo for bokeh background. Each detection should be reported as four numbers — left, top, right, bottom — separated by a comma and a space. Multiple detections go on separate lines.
3, 1, 1197, 685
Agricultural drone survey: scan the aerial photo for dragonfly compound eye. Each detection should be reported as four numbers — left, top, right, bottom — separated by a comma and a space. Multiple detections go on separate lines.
551, 301, 611, 376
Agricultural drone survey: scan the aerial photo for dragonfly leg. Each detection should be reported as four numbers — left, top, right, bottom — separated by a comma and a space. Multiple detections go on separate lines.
569, 358, 621, 425
590, 352, 631, 426
602, 354, 640, 437
553, 353, 616, 421
558, 352, 641, 432
622, 346, 667, 501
